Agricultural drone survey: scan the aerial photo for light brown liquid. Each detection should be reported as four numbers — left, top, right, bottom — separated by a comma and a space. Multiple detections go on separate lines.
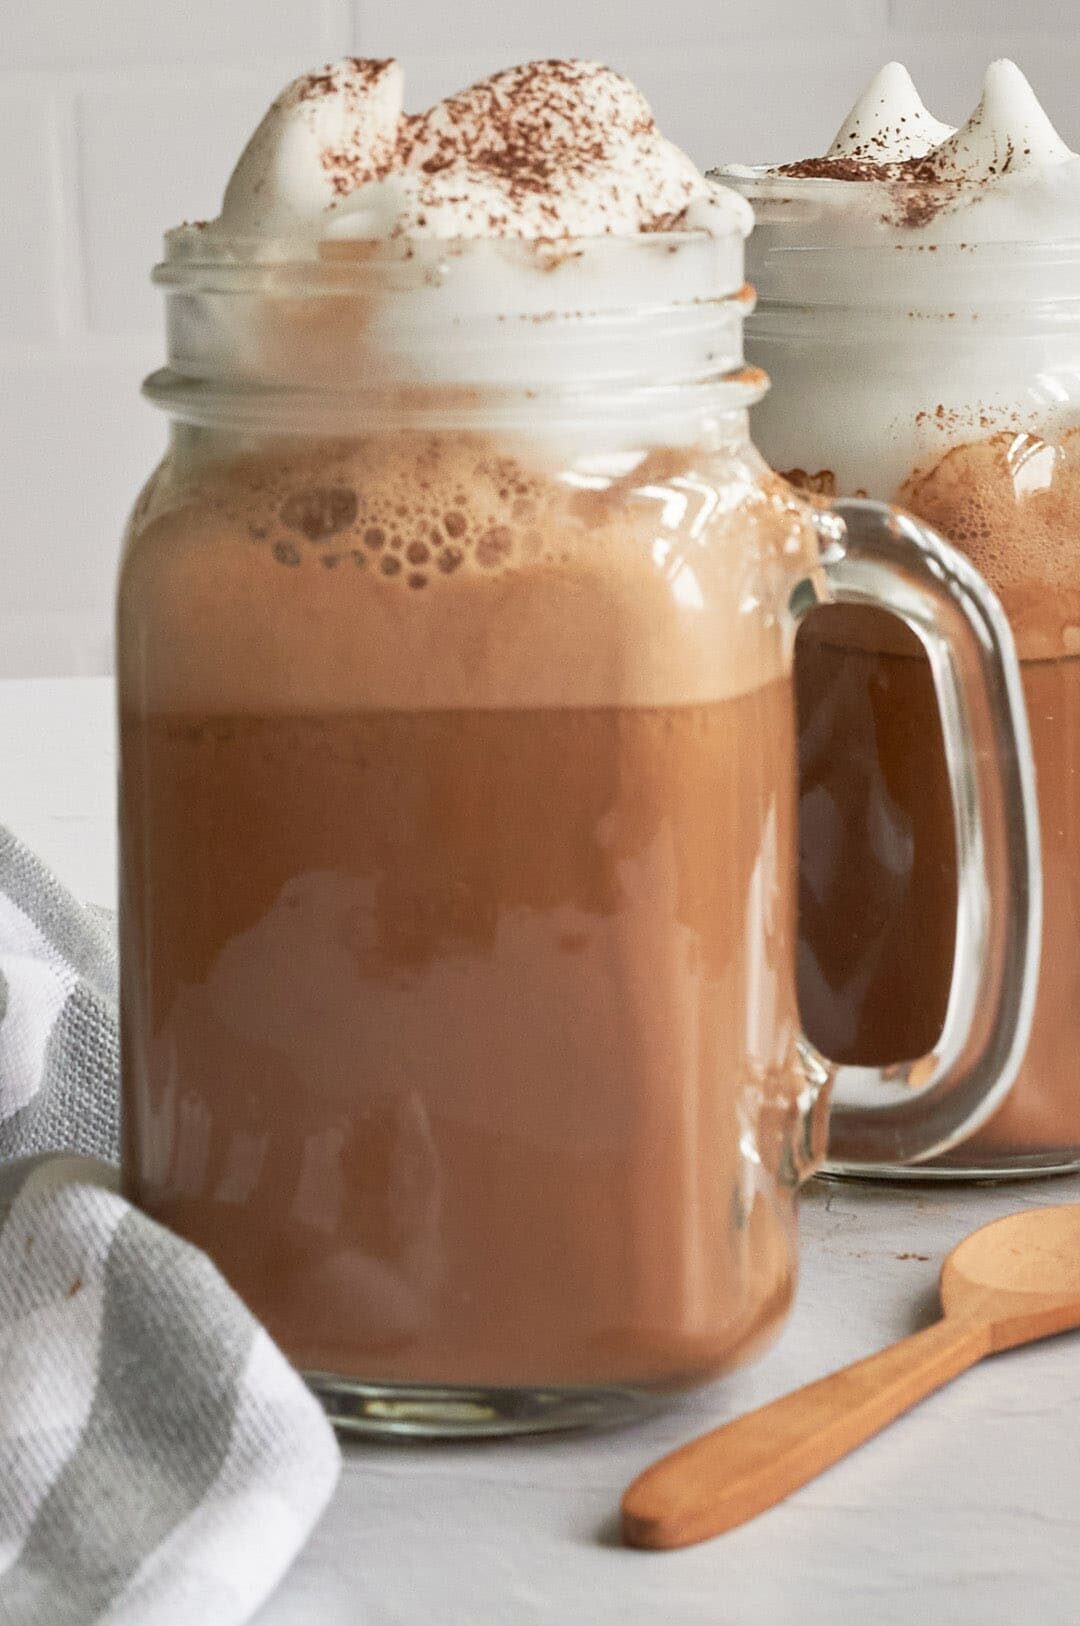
119, 430, 817, 1387
121, 695, 799, 1386
796, 429, 1080, 1162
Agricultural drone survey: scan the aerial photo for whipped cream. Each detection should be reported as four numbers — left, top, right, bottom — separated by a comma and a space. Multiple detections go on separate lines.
711, 63, 1080, 498
213, 57, 749, 242
157, 59, 756, 445
826, 62, 954, 164
924, 58, 1073, 183
731, 59, 1080, 243
795, 57, 1074, 187
222, 59, 405, 232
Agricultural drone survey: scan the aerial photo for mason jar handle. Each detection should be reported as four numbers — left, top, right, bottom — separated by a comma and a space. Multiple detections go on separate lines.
791, 498, 1042, 1168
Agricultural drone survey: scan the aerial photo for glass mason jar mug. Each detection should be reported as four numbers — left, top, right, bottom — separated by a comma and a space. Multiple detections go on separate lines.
118, 223, 1039, 1435
727, 167, 1077, 1176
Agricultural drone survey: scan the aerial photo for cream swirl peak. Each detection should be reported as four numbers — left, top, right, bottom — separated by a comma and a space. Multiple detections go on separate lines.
215, 57, 749, 241
924, 59, 1073, 183
825, 62, 955, 164
221, 58, 405, 230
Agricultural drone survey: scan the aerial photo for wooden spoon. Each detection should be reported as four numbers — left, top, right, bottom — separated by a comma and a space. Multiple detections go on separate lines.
623, 1203, 1080, 1550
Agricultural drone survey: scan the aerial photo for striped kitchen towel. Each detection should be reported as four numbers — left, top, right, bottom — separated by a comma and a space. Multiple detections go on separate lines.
0, 828, 340, 1626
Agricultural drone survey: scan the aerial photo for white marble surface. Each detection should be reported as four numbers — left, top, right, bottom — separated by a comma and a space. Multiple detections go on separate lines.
5, 675, 1080, 1625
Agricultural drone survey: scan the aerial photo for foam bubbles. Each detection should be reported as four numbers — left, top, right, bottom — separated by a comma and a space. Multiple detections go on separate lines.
898, 426, 1080, 656
118, 432, 818, 713
240, 439, 557, 592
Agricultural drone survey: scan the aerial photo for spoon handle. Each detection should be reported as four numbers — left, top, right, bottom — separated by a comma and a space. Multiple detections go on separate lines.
622, 1314, 990, 1549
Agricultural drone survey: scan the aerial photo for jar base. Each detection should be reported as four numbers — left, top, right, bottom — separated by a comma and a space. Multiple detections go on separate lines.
305, 1372, 666, 1439
823, 1150, 1080, 1183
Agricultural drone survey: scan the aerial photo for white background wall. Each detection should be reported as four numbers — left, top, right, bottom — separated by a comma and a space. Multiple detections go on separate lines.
2, 0, 1079, 676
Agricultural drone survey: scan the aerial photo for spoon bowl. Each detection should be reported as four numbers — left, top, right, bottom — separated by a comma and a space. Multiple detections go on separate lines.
942, 1203, 1080, 1348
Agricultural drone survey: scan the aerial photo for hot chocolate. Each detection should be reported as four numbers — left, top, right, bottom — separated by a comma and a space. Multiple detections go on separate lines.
119, 429, 814, 1391
892, 431, 1080, 1158
720, 62, 1080, 1172
121, 54, 841, 1426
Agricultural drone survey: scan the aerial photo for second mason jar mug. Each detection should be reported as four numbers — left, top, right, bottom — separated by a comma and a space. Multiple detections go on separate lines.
725, 161, 1078, 1176
118, 215, 1040, 1436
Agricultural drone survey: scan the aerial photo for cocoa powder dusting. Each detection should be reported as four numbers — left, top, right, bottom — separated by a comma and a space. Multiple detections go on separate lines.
297, 58, 394, 103
290, 58, 703, 235
776, 157, 894, 182
398, 60, 680, 229
772, 143, 996, 230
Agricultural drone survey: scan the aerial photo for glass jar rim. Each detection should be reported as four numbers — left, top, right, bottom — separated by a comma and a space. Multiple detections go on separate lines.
150, 227, 763, 430
151, 220, 762, 423
712, 167, 1080, 316
155, 223, 746, 297
714, 164, 1080, 259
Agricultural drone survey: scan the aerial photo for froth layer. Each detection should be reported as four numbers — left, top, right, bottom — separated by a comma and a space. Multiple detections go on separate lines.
119, 432, 816, 714
897, 427, 1080, 657
780, 425, 1080, 660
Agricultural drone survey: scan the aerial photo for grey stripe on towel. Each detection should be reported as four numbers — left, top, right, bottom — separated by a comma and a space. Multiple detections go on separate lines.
0, 828, 339, 1625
